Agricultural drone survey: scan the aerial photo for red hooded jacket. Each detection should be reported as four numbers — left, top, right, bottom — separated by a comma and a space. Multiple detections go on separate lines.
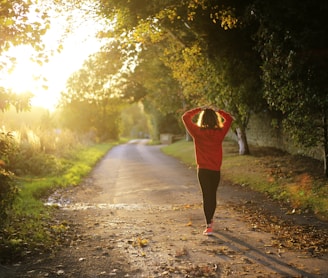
182, 108, 233, 171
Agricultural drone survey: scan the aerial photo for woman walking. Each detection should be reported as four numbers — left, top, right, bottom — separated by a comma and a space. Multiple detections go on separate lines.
182, 107, 233, 235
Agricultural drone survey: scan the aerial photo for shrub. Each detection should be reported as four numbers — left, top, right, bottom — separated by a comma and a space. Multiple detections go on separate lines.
0, 131, 18, 227
6, 127, 80, 176
10, 150, 63, 176
0, 168, 17, 225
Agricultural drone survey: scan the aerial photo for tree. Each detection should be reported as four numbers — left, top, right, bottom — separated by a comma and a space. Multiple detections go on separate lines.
165, 0, 264, 154
59, 98, 122, 140
59, 41, 126, 140
1, 0, 102, 111
120, 103, 149, 138
0, 88, 33, 112
253, 0, 328, 175
0, 0, 49, 56
0, 0, 52, 223
0, 0, 52, 110
95, 0, 328, 161
97, 0, 265, 154
127, 44, 185, 139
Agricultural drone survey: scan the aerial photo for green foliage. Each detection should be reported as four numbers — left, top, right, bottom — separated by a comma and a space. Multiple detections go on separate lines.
97, 0, 264, 154
98, 0, 328, 162
161, 42, 212, 104
0, 0, 50, 70
143, 102, 183, 140
11, 150, 62, 176
0, 168, 17, 228
254, 0, 328, 148
134, 45, 184, 114
252, 0, 328, 174
59, 99, 122, 141
59, 42, 127, 140
120, 103, 149, 138
0, 88, 33, 112
0, 110, 100, 242
0, 131, 18, 227
3, 126, 79, 176
124, 44, 185, 139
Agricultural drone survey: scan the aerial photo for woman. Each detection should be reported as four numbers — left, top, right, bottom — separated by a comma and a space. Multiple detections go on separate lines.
182, 107, 233, 235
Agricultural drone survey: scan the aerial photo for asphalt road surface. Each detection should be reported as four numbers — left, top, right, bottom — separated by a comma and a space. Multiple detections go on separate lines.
91, 139, 199, 206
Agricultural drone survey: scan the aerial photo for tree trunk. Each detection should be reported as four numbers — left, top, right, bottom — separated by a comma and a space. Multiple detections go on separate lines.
185, 131, 193, 142
235, 127, 250, 155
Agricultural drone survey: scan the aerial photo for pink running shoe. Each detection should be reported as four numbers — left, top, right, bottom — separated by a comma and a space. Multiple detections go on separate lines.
203, 226, 213, 236
203, 220, 214, 236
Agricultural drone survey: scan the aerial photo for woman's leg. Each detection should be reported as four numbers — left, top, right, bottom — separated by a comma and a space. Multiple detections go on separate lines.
197, 168, 221, 225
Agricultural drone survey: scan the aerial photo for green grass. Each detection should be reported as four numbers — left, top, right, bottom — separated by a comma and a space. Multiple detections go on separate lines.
162, 139, 328, 220
15, 142, 116, 212
161, 139, 196, 167
0, 142, 117, 262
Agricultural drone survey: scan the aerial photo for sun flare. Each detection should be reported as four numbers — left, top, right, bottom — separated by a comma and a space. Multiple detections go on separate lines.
0, 10, 104, 111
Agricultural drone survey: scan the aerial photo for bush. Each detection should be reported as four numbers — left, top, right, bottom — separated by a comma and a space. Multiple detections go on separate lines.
0, 131, 18, 227
0, 168, 17, 225
10, 150, 64, 176
6, 127, 81, 176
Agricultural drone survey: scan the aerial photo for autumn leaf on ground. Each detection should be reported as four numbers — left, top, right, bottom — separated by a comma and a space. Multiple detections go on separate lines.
134, 237, 148, 248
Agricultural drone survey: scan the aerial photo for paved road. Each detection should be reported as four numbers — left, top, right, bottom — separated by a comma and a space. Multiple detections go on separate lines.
75, 139, 327, 277
3, 139, 327, 277
91, 139, 200, 206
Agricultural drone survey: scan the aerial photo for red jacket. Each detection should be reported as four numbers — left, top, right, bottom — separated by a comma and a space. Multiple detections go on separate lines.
182, 108, 233, 171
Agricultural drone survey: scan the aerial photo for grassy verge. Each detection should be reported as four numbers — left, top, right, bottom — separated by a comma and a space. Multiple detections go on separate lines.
161, 139, 328, 220
15, 143, 117, 210
1, 142, 118, 263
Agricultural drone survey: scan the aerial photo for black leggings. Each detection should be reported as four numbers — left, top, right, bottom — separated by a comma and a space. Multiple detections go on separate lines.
197, 168, 221, 225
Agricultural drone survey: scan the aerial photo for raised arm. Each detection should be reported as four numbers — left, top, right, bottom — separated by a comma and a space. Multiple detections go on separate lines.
217, 109, 233, 136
